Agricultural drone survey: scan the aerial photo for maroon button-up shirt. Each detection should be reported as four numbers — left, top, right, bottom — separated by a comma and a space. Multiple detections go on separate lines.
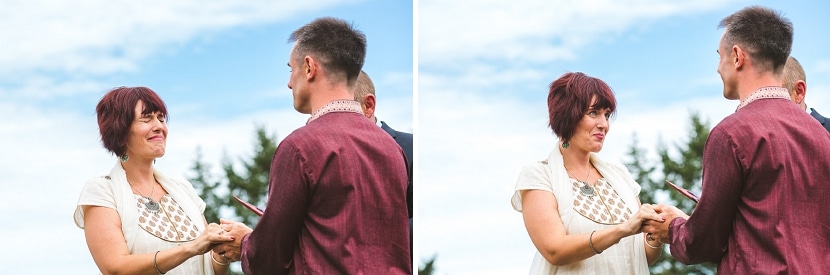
669, 98, 830, 274
240, 111, 411, 274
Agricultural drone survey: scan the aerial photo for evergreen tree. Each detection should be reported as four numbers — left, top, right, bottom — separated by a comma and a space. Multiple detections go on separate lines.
189, 126, 279, 275
418, 255, 437, 275
223, 125, 278, 227
624, 133, 660, 205
188, 146, 222, 223
624, 112, 716, 274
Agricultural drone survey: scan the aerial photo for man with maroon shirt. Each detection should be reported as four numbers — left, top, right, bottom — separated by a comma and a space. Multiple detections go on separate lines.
644, 6, 830, 274
212, 17, 411, 274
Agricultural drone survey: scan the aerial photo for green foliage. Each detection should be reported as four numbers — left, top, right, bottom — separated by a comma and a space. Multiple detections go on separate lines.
189, 125, 279, 275
188, 146, 222, 223
222, 125, 278, 227
418, 255, 437, 275
624, 111, 716, 275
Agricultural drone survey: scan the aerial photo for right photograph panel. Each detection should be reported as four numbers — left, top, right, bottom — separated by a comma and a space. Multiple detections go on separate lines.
416, 1, 830, 274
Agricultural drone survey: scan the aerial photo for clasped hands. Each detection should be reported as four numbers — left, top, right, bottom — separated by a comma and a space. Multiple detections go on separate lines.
206, 219, 254, 263
637, 204, 691, 244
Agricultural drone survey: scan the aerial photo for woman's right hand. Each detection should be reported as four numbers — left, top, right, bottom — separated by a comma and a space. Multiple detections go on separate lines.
188, 223, 235, 256
619, 203, 665, 236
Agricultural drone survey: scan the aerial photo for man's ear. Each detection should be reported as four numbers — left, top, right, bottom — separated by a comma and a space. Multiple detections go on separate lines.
363, 94, 376, 119
304, 56, 316, 80
733, 45, 745, 70
794, 80, 807, 105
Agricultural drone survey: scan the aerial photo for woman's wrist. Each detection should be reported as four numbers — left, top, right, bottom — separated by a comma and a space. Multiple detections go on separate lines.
210, 251, 231, 266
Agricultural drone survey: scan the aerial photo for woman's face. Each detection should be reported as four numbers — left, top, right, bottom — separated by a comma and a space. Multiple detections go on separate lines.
124, 100, 167, 160
571, 96, 611, 153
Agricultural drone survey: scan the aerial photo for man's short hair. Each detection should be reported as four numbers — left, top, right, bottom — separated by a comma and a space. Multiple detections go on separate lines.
718, 6, 793, 73
289, 17, 367, 85
355, 70, 375, 104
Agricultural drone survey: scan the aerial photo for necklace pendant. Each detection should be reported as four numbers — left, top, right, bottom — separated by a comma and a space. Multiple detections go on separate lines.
145, 199, 160, 212
579, 183, 595, 197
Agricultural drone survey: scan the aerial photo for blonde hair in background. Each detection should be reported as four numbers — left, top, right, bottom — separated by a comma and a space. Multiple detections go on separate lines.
354, 70, 375, 104
782, 56, 805, 95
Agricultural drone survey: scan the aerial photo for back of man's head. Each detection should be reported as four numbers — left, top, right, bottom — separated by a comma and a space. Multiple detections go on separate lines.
783, 56, 806, 93
355, 70, 376, 102
289, 17, 367, 86
783, 56, 808, 110
719, 6, 793, 74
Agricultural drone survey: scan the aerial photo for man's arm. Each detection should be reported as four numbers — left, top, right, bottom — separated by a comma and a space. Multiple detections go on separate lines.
669, 127, 743, 264
241, 141, 310, 274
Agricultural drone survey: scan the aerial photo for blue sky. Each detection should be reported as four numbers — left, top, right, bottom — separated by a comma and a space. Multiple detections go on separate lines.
418, 0, 830, 273
0, 1, 411, 273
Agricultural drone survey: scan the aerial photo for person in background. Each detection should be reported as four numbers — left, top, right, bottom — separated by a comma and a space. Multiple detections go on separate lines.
645, 6, 830, 274
511, 72, 664, 274
74, 86, 234, 275
354, 70, 413, 254
212, 17, 411, 274
782, 56, 830, 131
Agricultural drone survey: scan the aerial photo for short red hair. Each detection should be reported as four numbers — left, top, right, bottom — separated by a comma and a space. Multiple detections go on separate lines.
95, 86, 168, 157
547, 72, 616, 141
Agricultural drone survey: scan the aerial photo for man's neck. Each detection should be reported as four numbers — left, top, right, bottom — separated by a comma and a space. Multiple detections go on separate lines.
735, 72, 782, 101
308, 84, 355, 114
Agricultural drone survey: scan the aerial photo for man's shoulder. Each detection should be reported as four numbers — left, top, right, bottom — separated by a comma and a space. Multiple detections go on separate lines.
380, 121, 412, 137
811, 108, 829, 121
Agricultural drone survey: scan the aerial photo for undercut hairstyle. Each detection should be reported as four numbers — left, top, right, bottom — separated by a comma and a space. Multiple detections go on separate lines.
783, 56, 806, 94
289, 17, 367, 86
96, 86, 168, 157
354, 70, 375, 104
718, 6, 793, 73
547, 72, 616, 142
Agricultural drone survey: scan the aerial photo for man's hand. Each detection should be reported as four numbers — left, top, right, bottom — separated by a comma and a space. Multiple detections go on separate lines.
211, 219, 253, 262
643, 204, 690, 244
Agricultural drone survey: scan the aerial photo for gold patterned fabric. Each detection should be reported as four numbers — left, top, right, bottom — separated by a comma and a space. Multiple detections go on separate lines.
135, 195, 200, 242
571, 178, 633, 224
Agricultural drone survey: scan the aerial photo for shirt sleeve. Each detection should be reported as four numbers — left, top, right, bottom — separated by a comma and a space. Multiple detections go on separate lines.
511, 162, 552, 212
241, 139, 309, 274
74, 177, 116, 229
669, 126, 742, 264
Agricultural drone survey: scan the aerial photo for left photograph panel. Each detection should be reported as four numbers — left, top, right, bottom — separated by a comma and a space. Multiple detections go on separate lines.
0, 1, 412, 274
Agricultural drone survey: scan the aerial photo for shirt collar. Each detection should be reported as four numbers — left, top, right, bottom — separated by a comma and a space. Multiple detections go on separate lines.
735, 86, 791, 112
307, 99, 363, 124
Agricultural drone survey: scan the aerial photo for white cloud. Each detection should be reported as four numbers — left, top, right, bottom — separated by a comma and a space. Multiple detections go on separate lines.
0, 0, 351, 80
420, 0, 728, 69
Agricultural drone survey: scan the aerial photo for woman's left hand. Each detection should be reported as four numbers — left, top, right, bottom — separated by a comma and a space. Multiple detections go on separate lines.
619, 203, 665, 236
188, 223, 235, 256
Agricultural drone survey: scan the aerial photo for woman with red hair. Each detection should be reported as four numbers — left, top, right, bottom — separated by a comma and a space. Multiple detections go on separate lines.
74, 87, 234, 274
511, 72, 663, 274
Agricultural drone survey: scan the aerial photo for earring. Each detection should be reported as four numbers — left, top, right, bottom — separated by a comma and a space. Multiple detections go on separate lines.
120, 154, 129, 162
562, 141, 569, 149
